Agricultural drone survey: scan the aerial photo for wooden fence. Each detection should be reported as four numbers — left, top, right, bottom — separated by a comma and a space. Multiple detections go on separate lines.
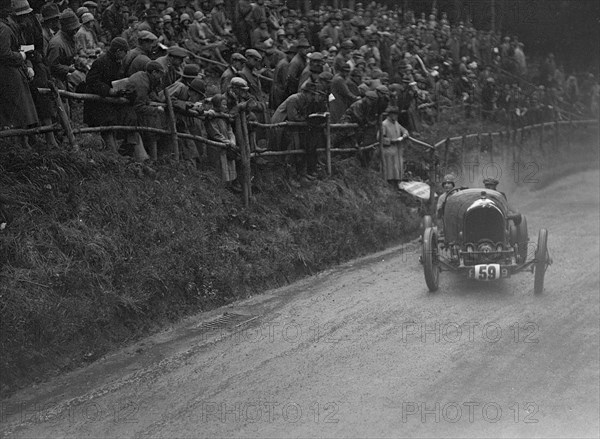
1, 85, 597, 208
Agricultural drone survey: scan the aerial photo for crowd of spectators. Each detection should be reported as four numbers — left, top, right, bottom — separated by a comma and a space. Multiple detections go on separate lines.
1, 0, 599, 188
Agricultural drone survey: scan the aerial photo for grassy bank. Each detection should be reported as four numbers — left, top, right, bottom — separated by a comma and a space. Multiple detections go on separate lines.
0, 146, 420, 396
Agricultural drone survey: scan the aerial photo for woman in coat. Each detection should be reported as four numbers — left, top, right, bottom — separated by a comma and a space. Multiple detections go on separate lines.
206, 94, 240, 192
14, 0, 57, 147
0, 0, 38, 147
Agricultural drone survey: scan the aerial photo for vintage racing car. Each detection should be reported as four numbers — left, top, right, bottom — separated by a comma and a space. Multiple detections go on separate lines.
421, 187, 551, 294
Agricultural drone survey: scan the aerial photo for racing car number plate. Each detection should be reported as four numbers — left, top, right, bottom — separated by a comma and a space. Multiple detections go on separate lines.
468, 264, 508, 281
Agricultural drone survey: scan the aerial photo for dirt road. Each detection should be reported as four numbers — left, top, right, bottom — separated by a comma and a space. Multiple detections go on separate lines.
1, 168, 599, 438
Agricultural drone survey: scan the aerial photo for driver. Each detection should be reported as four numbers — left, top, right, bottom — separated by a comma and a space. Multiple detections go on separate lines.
483, 177, 499, 190
436, 174, 456, 219
483, 177, 508, 200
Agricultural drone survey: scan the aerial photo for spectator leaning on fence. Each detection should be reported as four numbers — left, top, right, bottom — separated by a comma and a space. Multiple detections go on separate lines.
206, 93, 241, 192
83, 37, 146, 158
164, 74, 207, 166
128, 60, 167, 161
0, 0, 38, 147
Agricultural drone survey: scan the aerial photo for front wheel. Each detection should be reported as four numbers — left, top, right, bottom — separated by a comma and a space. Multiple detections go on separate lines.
534, 228, 549, 295
423, 227, 440, 292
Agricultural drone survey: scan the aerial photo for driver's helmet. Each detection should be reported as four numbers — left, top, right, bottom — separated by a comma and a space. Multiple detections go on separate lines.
483, 177, 499, 189
442, 174, 456, 187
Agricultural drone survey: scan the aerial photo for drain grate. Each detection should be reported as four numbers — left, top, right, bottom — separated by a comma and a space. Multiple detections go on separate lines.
192, 312, 259, 332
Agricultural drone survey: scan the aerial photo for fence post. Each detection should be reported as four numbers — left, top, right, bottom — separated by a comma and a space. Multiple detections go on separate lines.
49, 83, 78, 151
164, 89, 179, 162
326, 112, 332, 176
240, 111, 252, 207
444, 138, 450, 169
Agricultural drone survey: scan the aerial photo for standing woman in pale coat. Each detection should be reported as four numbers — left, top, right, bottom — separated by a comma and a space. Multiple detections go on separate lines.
379, 106, 409, 187
0, 0, 38, 147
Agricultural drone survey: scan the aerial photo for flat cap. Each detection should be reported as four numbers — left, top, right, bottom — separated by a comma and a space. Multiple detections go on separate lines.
300, 80, 317, 92
230, 77, 249, 89
365, 90, 378, 100
376, 85, 390, 95
231, 52, 247, 62
308, 52, 323, 61
296, 38, 310, 48
244, 48, 262, 60
138, 30, 158, 41
318, 71, 333, 81
82, 0, 97, 7
167, 45, 188, 58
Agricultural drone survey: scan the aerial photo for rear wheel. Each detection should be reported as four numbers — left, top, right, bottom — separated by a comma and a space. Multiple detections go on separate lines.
534, 229, 549, 295
423, 227, 440, 292
517, 215, 529, 262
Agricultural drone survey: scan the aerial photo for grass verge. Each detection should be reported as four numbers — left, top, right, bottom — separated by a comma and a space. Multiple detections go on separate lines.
0, 145, 420, 397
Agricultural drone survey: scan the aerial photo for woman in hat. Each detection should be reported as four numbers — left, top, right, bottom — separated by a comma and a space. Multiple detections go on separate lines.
379, 105, 409, 186
0, 0, 38, 146
13, 0, 59, 147
75, 12, 101, 55
206, 93, 241, 192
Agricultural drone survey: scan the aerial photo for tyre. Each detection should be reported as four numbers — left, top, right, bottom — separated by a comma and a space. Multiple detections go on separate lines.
423, 215, 433, 231
421, 215, 433, 264
534, 228, 548, 295
517, 215, 529, 263
423, 227, 440, 292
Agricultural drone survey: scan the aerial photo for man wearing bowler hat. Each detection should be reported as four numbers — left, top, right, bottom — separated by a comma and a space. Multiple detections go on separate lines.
40, 3, 60, 56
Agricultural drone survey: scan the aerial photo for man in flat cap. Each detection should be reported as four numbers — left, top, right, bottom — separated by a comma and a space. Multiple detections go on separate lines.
239, 48, 266, 102
84, 37, 147, 160
155, 45, 187, 87
285, 38, 310, 97
330, 62, 358, 122
220, 52, 246, 93
122, 30, 157, 76
271, 81, 319, 180
269, 44, 295, 109
47, 10, 81, 91
127, 60, 167, 160
298, 51, 324, 92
